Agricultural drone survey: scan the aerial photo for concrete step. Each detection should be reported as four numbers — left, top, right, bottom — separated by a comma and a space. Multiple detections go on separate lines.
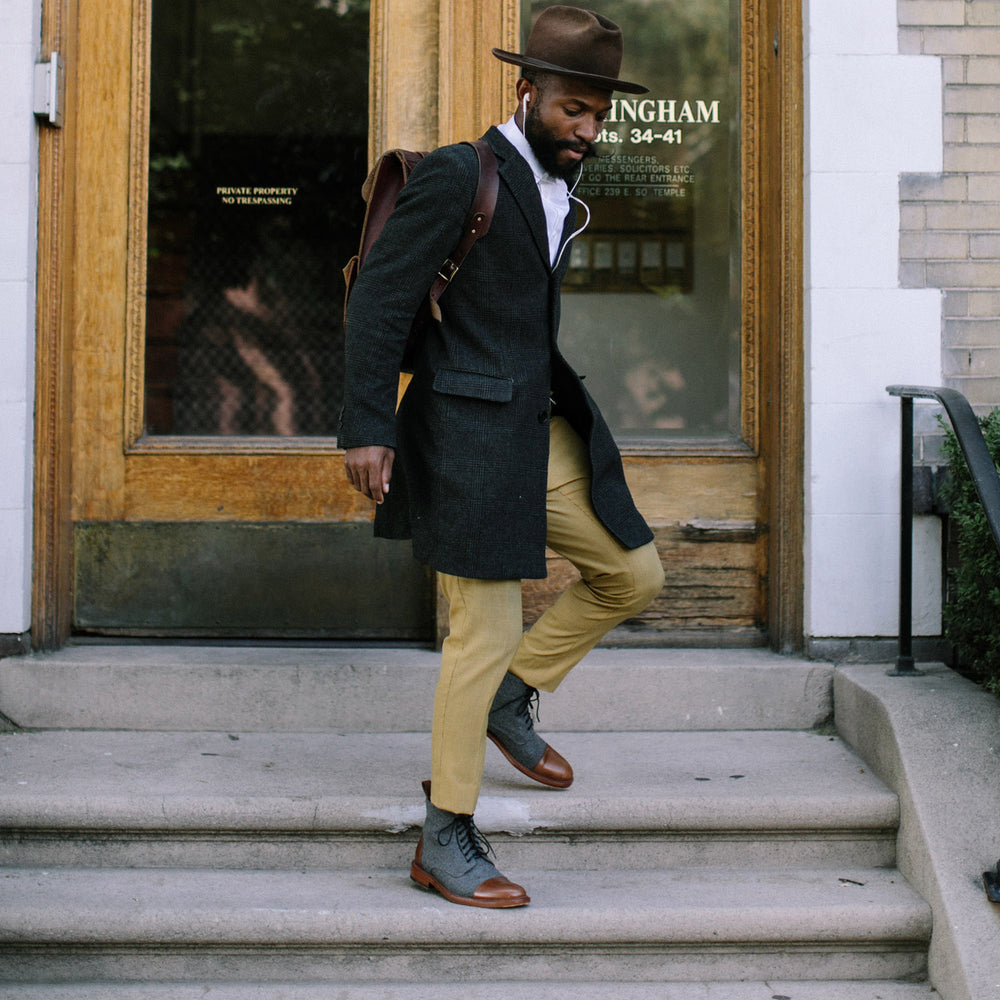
0, 646, 833, 732
0, 647, 936, 994
0, 730, 897, 870
0, 982, 940, 999
0, 866, 931, 984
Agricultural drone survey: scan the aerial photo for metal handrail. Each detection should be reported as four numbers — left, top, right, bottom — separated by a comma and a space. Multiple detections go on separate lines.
886, 385, 1000, 674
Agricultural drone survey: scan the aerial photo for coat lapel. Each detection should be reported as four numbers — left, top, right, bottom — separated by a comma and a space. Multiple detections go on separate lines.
485, 126, 552, 270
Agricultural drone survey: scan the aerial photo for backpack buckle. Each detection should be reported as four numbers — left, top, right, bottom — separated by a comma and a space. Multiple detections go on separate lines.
437, 258, 459, 284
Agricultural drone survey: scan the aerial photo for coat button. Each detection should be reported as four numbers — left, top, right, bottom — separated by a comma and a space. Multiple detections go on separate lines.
538, 409, 549, 423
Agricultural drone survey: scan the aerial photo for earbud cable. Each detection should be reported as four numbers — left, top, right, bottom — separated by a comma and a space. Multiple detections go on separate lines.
553, 164, 590, 271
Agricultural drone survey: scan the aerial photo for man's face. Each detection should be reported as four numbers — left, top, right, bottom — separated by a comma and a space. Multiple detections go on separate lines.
522, 75, 613, 181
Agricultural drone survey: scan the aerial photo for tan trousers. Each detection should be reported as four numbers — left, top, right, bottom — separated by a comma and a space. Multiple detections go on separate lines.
431, 417, 665, 814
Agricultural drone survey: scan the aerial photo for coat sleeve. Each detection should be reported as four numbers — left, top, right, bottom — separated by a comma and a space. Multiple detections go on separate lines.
338, 144, 479, 450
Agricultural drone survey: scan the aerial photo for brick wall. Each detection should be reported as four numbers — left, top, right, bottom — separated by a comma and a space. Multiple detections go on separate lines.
899, 0, 1000, 465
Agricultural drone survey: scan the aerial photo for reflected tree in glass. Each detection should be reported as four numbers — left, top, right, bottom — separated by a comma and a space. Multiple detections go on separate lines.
145, 0, 370, 436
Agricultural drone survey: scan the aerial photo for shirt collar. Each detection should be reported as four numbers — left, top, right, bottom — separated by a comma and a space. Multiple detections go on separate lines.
497, 114, 565, 189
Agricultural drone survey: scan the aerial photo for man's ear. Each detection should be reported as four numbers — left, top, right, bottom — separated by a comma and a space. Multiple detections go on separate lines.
515, 78, 534, 124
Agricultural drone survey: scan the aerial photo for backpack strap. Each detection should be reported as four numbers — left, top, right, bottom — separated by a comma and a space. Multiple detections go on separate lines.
343, 140, 498, 328
428, 139, 499, 311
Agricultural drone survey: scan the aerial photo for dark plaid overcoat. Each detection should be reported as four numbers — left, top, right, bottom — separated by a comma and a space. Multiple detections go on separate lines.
339, 126, 652, 580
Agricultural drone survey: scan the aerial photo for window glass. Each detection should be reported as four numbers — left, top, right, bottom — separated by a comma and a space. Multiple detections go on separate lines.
526, 0, 740, 443
144, 0, 369, 436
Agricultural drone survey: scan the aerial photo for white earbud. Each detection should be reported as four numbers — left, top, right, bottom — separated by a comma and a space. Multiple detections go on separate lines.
522, 93, 529, 119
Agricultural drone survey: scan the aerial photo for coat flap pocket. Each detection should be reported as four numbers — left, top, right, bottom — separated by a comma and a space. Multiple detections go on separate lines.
433, 368, 514, 402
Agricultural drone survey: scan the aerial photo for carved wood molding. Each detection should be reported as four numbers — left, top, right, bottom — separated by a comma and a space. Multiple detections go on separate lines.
31, 0, 76, 648
741, 0, 760, 455
770, 0, 805, 651
123, 0, 152, 448
368, 0, 388, 164
67, 2, 132, 521
754, 0, 804, 650
369, 0, 441, 163
371, 0, 518, 161
438, 0, 519, 144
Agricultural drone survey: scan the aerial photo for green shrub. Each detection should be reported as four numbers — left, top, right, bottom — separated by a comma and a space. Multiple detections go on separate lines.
939, 407, 1000, 697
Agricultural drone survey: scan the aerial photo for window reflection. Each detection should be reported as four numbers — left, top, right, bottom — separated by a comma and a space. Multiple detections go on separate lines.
144, 0, 369, 436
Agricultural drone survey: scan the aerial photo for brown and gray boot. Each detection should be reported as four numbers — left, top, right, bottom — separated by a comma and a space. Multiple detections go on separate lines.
487, 672, 573, 789
410, 780, 529, 908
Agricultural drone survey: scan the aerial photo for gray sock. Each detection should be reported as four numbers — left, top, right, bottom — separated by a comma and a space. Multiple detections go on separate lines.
487, 672, 547, 768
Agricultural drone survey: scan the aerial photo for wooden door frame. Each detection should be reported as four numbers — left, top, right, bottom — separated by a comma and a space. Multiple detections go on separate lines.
759, 0, 804, 652
32, 0, 802, 651
32, 0, 76, 649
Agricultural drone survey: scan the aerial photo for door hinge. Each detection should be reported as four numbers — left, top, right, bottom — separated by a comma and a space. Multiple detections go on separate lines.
33, 53, 64, 128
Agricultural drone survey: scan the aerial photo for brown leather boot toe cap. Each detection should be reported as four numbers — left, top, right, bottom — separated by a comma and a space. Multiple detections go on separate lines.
488, 736, 574, 789
533, 744, 573, 788
472, 876, 531, 907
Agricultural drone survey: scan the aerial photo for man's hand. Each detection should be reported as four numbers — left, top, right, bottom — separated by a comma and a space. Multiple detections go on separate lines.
344, 446, 395, 505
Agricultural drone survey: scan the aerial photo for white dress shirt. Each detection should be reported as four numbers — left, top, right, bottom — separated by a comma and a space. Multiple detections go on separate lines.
497, 114, 571, 267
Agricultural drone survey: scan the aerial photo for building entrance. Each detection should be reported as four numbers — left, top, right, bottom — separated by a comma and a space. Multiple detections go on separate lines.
34, 0, 803, 647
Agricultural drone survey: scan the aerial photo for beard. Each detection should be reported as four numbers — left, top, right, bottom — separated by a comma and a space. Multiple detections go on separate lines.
524, 103, 596, 181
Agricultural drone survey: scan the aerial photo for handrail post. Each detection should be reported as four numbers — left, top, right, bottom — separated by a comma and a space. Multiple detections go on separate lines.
887, 383, 1000, 675
890, 394, 918, 676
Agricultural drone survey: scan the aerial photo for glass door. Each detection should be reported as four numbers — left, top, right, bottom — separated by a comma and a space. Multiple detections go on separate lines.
521, 0, 769, 643
553, 0, 745, 446
67, 0, 435, 639
144, 0, 369, 439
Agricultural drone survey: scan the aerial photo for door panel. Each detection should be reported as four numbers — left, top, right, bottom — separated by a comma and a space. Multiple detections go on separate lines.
69, 0, 423, 638
520, 0, 768, 641
120, 451, 369, 521
75, 522, 433, 638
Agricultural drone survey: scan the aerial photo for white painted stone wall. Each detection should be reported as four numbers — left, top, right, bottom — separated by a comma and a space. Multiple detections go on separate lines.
804, 0, 944, 638
0, 0, 40, 636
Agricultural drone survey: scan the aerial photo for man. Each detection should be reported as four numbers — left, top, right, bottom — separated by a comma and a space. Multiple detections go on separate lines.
340, 6, 664, 908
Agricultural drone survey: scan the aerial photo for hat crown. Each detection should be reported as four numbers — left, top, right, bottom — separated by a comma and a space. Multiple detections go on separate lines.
491, 5, 648, 95
525, 7, 623, 81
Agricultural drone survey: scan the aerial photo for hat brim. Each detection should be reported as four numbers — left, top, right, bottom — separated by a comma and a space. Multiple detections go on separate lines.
492, 47, 648, 95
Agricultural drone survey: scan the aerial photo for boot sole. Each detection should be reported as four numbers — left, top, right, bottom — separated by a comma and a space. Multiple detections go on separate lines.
410, 860, 530, 908
487, 732, 574, 789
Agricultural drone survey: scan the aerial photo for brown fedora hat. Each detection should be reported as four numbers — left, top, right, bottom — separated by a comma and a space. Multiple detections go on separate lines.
493, 6, 648, 95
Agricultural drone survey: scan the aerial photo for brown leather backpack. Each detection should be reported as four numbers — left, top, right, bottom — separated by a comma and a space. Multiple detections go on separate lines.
342, 139, 499, 372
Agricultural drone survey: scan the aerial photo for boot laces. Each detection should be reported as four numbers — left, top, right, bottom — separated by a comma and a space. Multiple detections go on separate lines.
437, 814, 495, 863
516, 685, 541, 728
